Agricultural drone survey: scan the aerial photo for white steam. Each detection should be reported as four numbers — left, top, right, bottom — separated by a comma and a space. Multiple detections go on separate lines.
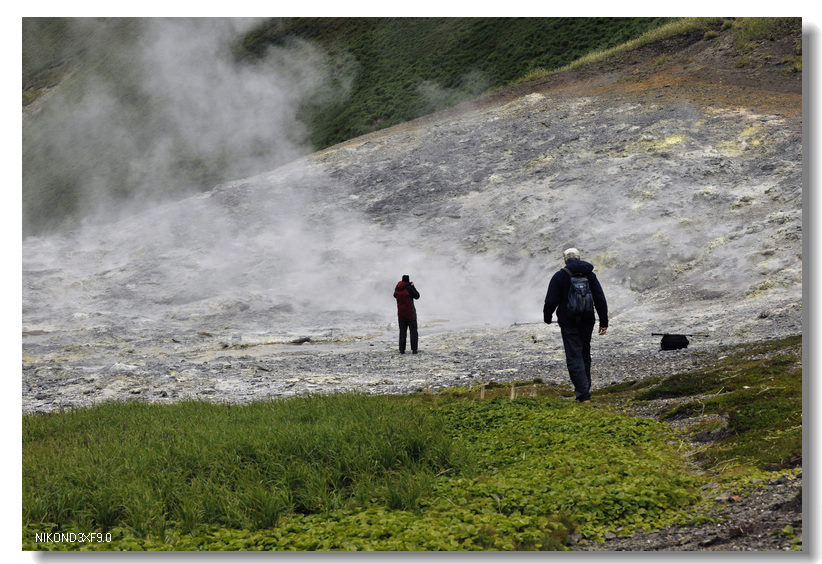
417, 69, 490, 114
24, 19, 549, 338
23, 18, 350, 232
135, 19, 325, 181
23, 157, 544, 341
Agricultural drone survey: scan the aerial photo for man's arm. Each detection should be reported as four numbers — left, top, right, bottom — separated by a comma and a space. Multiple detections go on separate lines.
543, 272, 561, 323
590, 273, 608, 332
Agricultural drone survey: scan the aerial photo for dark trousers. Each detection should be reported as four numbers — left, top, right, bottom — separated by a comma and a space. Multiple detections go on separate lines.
399, 319, 418, 353
560, 323, 594, 401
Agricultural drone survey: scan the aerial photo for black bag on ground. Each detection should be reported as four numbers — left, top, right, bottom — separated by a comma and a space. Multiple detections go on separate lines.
660, 334, 689, 350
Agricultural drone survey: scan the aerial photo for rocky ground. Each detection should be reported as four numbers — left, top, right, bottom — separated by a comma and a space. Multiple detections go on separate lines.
22, 312, 800, 414
22, 20, 804, 551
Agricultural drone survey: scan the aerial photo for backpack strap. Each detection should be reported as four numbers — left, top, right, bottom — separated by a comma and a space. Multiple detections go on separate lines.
563, 267, 588, 279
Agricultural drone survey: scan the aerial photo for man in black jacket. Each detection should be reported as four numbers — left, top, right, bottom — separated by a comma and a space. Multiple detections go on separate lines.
543, 248, 608, 403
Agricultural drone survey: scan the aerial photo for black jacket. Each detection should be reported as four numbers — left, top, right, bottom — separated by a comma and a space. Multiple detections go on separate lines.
543, 260, 608, 328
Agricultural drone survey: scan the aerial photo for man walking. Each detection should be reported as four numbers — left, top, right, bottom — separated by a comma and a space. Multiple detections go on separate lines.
393, 274, 420, 354
543, 248, 608, 402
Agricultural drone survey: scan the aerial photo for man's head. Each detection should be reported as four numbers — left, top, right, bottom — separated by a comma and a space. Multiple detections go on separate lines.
563, 248, 580, 263
402, 274, 410, 283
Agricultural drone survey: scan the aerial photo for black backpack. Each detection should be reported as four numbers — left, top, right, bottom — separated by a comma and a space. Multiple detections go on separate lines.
660, 334, 689, 350
563, 268, 594, 316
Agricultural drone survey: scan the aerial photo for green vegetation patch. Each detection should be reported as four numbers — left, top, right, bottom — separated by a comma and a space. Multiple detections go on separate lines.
730, 17, 802, 69
23, 394, 701, 550
240, 17, 676, 149
732, 17, 802, 51
23, 395, 468, 535
633, 335, 802, 474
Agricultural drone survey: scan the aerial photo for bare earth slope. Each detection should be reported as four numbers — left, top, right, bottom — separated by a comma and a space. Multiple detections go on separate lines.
23, 24, 803, 551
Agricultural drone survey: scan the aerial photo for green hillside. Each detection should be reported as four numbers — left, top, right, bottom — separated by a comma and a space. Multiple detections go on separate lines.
238, 17, 676, 148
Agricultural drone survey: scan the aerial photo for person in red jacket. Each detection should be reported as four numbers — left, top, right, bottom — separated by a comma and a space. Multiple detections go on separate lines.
393, 274, 420, 354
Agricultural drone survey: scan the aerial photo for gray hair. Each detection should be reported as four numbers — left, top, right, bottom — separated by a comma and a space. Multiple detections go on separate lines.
563, 247, 580, 261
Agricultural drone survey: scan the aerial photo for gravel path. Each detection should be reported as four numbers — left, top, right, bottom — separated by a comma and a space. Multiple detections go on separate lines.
22, 311, 798, 414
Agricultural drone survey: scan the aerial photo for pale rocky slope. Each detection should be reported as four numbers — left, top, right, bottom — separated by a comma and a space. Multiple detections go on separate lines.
23, 25, 802, 413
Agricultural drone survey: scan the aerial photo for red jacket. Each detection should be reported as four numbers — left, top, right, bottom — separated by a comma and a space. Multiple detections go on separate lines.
393, 281, 420, 321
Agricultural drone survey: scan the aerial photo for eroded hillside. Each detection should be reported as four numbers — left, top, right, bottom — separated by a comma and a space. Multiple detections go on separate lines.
22, 22, 802, 412
306, 23, 802, 335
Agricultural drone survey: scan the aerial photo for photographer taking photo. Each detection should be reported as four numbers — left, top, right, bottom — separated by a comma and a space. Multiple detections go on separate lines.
393, 274, 420, 354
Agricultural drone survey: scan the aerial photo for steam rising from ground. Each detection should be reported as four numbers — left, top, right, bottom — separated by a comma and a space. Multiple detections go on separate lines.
135, 19, 326, 182
23, 162, 543, 342
23, 18, 345, 233
23, 19, 540, 337
23, 20, 803, 347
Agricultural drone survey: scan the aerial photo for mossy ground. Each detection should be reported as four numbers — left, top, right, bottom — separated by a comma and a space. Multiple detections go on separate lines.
635, 335, 802, 476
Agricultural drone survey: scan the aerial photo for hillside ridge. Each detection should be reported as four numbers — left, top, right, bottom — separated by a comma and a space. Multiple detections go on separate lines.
322, 19, 801, 153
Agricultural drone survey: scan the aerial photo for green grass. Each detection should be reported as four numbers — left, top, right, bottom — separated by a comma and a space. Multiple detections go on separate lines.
24, 395, 700, 550
632, 335, 802, 475
23, 395, 469, 536
22, 334, 801, 550
731, 17, 802, 51
727, 17, 802, 70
